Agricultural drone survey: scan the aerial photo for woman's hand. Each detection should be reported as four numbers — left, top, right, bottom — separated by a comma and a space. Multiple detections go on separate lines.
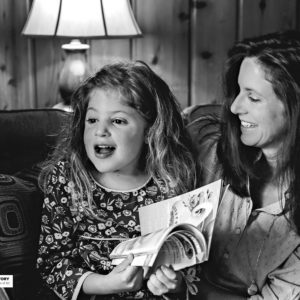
147, 265, 184, 296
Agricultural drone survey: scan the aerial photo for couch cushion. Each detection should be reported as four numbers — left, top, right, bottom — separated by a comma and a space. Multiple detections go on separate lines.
0, 109, 69, 175
0, 174, 43, 300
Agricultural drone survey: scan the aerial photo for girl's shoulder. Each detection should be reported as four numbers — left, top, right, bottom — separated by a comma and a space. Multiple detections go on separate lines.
46, 160, 71, 185
51, 160, 70, 175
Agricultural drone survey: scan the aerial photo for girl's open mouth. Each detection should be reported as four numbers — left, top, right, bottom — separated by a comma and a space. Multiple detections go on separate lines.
94, 145, 115, 158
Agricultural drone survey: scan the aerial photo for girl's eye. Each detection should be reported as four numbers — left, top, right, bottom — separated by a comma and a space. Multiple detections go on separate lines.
86, 118, 97, 124
112, 119, 127, 125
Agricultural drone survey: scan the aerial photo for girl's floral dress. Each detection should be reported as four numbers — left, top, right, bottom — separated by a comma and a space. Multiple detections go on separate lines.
36, 161, 200, 300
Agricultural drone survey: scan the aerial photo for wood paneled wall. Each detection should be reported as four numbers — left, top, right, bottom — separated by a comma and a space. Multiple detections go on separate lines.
0, 0, 298, 110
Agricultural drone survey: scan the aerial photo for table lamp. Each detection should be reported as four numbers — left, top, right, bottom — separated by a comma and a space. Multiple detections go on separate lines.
22, 0, 142, 107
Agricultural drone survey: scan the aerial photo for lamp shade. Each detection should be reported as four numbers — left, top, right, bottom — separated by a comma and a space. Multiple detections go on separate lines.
22, 0, 142, 38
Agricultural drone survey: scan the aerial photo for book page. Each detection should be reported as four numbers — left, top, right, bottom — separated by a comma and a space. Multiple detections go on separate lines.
110, 223, 180, 264
152, 228, 207, 270
139, 179, 222, 256
110, 223, 207, 269
110, 180, 226, 269
153, 234, 197, 271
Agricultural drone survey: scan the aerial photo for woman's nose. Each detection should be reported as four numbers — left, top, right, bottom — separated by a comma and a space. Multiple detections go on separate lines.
230, 93, 245, 115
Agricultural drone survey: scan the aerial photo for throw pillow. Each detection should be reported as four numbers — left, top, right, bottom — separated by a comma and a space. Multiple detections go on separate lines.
0, 174, 43, 300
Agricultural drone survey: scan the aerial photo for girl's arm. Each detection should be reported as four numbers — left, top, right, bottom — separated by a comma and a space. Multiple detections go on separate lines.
37, 163, 144, 299
37, 164, 92, 300
82, 254, 143, 295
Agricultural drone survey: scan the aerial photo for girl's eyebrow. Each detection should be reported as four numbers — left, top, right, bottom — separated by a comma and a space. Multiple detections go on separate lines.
86, 107, 98, 112
87, 106, 133, 115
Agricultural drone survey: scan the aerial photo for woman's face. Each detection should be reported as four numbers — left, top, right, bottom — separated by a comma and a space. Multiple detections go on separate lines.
230, 57, 287, 158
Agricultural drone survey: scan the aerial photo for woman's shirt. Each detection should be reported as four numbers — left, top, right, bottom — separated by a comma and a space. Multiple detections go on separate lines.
201, 187, 300, 299
36, 161, 177, 300
189, 122, 300, 299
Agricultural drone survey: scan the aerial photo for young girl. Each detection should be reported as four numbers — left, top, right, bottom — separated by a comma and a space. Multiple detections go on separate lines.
36, 61, 199, 300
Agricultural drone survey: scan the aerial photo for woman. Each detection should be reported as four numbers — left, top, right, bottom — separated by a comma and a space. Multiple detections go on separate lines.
195, 31, 300, 299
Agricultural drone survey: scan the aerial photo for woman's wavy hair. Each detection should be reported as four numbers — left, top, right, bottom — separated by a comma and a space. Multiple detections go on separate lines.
218, 30, 300, 234
40, 61, 198, 218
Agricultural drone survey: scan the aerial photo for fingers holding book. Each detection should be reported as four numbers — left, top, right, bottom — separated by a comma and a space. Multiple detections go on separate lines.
146, 265, 184, 296
109, 254, 144, 292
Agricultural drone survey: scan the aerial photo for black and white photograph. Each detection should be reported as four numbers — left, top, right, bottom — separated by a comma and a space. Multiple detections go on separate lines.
0, 1, 300, 299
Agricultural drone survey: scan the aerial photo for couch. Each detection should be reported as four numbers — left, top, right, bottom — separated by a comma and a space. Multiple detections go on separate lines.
0, 109, 69, 300
0, 105, 221, 300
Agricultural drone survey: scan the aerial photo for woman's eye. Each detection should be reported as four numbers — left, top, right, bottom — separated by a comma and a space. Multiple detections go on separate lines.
248, 94, 260, 102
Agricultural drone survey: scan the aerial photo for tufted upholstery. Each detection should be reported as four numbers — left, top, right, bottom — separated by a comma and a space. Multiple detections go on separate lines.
0, 174, 42, 300
0, 105, 221, 299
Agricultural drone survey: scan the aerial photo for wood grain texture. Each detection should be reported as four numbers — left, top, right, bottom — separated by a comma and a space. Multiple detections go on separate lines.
0, 0, 16, 109
0, 1, 299, 109
190, 0, 237, 105
242, 0, 297, 39
14, 0, 35, 108
34, 38, 63, 108
132, 0, 190, 109
89, 39, 132, 74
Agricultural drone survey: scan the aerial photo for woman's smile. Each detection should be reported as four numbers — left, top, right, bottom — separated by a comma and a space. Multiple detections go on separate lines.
240, 120, 257, 128
230, 57, 287, 157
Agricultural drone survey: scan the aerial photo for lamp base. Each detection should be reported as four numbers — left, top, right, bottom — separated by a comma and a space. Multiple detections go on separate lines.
58, 39, 90, 106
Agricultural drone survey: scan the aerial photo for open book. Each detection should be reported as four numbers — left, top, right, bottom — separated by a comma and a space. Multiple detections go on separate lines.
110, 179, 228, 271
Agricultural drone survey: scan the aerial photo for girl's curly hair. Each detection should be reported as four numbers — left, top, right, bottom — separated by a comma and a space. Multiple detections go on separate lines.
40, 61, 199, 219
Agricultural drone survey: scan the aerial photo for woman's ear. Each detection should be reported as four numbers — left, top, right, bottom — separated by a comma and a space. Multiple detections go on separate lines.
144, 129, 149, 144
144, 133, 149, 144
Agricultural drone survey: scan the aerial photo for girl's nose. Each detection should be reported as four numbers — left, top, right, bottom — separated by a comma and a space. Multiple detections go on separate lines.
95, 122, 110, 137
230, 93, 245, 115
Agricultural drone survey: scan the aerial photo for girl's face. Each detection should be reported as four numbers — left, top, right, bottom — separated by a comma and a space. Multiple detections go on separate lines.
230, 57, 287, 158
84, 88, 148, 176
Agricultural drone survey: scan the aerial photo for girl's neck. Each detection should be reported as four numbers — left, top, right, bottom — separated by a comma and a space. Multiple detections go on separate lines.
93, 170, 150, 191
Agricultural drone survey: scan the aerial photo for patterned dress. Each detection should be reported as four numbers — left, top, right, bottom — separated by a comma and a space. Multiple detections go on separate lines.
36, 161, 199, 300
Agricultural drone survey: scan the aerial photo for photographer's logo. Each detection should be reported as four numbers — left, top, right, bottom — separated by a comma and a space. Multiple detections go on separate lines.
0, 275, 13, 288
